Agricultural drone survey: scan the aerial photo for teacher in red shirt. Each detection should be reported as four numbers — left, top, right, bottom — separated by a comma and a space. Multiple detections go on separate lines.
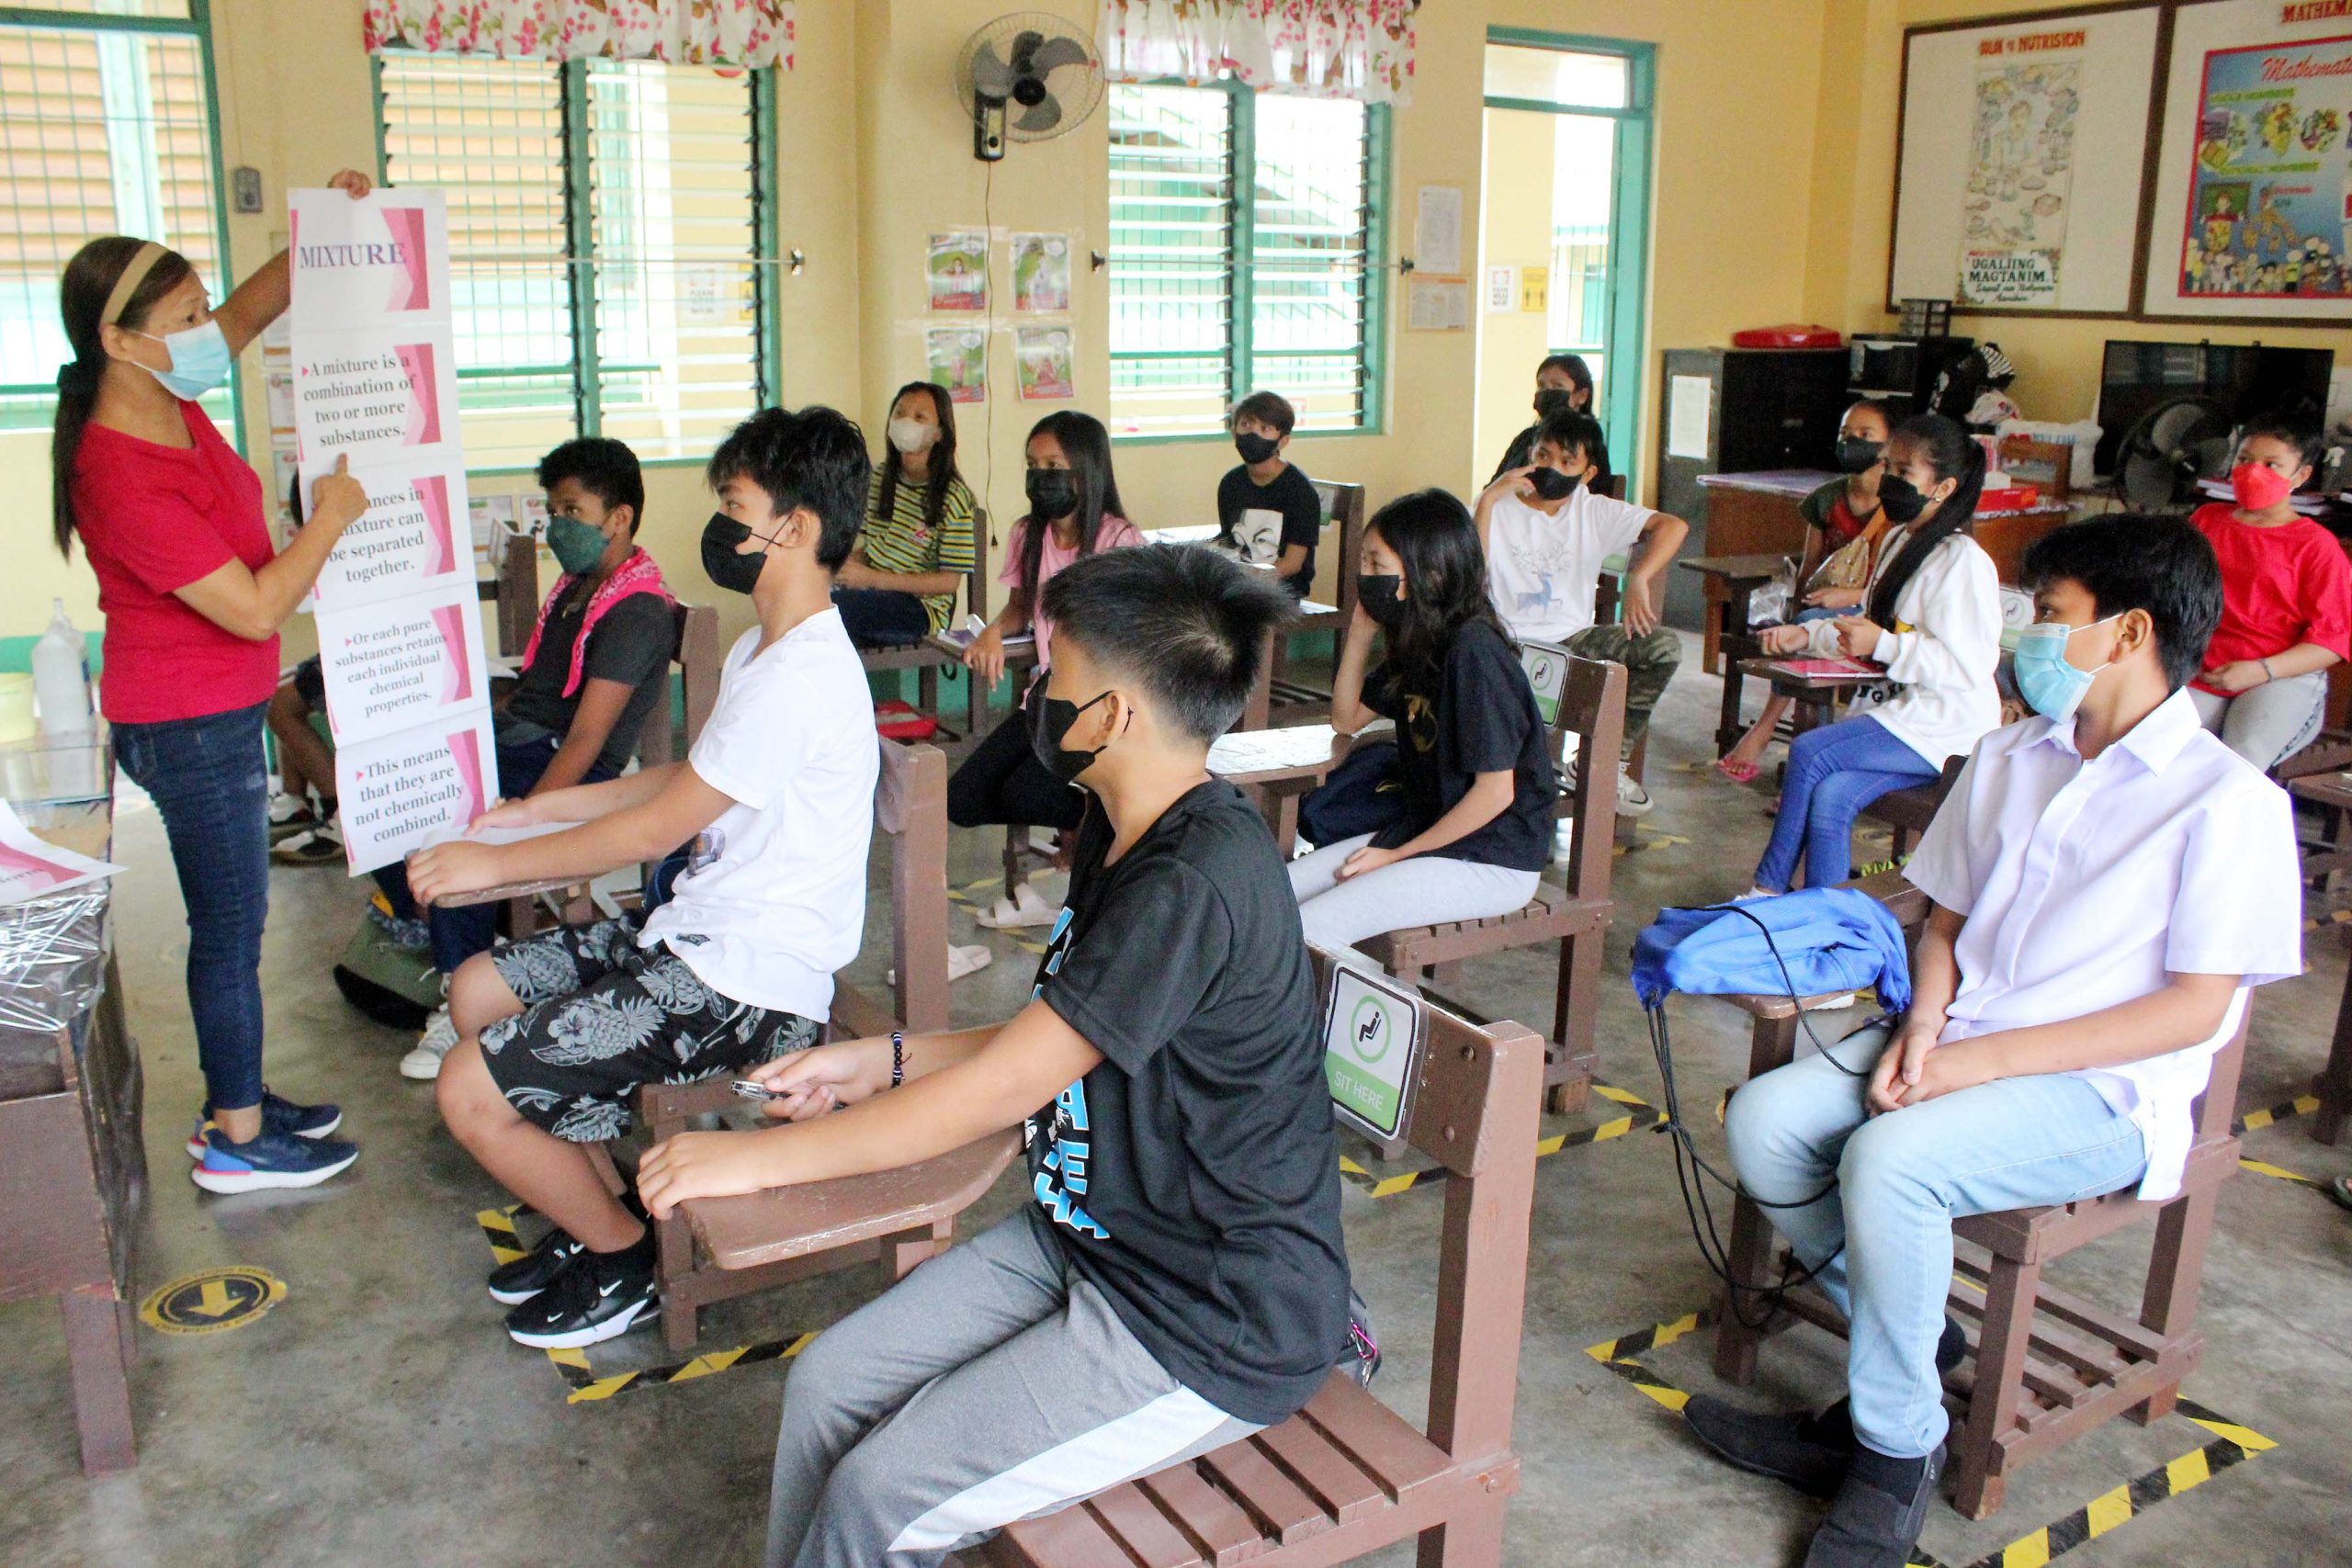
51, 168, 373, 1194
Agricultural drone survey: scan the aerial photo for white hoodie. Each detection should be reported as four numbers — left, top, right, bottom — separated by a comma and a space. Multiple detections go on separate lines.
1804, 523, 2003, 767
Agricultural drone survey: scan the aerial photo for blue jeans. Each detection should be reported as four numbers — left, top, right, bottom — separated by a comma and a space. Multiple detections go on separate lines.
1753, 714, 1937, 892
114, 702, 271, 1111
1725, 1029, 2146, 1458
373, 733, 614, 975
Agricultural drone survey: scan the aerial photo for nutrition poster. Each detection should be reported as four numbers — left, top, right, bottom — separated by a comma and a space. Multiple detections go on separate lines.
927, 231, 989, 311
288, 186, 499, 874
1011, 232, 1071, 313
1014, 326, 1076, 400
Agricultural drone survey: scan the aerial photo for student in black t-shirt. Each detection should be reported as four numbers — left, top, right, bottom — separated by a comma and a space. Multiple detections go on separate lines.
1215, 389, 1323, 597
378, 436, 677, 1080
1489, 352, 1612, 491
1289, 488, 1559, 966
634, 546, 1348, 1568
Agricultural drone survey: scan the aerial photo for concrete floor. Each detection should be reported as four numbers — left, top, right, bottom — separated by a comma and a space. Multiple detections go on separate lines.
5, 633, 2350, 1567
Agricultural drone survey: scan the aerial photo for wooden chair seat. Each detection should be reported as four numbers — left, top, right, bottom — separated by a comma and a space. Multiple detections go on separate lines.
1860, 758, 1962, 860
684, 1130, 1019, 1270
990, 1372, 1499, 1568
1358, 884, 1610, 971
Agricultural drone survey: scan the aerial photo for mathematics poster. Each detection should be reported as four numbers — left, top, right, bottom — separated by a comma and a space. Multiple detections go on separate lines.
1889, 6, 2163, 315
289, 186, 499, 874
2144, 0, 2352, 318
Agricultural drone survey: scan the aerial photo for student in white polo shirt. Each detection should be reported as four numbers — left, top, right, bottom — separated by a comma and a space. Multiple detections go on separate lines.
1685, 513, 2302, 1568
1475, 409, 1688, 818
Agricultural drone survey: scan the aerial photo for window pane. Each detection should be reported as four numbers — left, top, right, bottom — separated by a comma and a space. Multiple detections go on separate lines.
0, 20, 230, 435
1108, 84, 1231, 439
1547, 113, 1612, 358
379, 54, 573, 469
1250, 96, 1368, 433
11, 1, 191, 15
1484, 44, 1626, 109
586, 62, 762, 463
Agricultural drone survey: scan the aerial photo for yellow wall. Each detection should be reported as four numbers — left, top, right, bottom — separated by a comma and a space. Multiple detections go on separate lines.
1807, 0, 2350, 423
1472, 108, 1558, 489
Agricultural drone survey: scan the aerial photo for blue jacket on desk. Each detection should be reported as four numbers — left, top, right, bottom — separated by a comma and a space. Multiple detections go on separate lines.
1631, 887, 1911, 1013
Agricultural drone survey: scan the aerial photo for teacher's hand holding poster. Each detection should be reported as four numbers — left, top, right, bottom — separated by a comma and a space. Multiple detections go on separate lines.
290, 184, 496, 874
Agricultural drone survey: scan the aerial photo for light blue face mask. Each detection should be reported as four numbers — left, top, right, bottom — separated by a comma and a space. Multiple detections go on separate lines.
133, 318, 232, 400
2010, 615, 2121, 722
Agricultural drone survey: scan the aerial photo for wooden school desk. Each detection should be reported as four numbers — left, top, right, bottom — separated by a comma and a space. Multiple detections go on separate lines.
1207, 723, 1346, 856
0, 735, 141, 1475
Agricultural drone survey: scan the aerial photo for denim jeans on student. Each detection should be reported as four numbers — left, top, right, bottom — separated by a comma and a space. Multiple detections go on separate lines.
373, 732, 616, 975
114, 701, 272, 1111
1753, 714, 1939, 892
1725, 1029, 2147, 1458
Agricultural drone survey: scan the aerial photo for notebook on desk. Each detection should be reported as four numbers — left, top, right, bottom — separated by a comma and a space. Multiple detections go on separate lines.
1764, 656, 1883, 681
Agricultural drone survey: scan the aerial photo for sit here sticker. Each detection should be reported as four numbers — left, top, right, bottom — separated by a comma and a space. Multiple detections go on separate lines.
1324, 964, 1423, 1147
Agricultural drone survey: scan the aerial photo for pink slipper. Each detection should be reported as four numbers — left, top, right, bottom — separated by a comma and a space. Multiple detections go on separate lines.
1714, 757, 1761, 784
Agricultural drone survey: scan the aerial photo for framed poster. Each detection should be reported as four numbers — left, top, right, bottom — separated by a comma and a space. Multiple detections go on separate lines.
1888, 4, 2166, 317
2142, 0, 2352, 320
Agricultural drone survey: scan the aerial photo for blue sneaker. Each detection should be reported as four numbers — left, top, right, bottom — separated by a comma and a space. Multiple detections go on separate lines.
186, 1089, 344, 1158
191, 1126, 359, 1193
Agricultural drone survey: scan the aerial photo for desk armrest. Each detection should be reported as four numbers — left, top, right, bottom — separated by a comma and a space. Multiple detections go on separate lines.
1715, 869, 1928, 1020
434, 874, 581, 909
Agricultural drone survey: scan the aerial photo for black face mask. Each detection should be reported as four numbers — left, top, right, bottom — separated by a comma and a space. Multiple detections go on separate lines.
1835, 436, 1884, 475
700, 512, 772, 595
1234, 431, 1280, 465
1357, 574, 1407, 628
1877, 475, 1936, 524
1525, 466, 1581, 502
1533, 387, 1575, 420
1025, 468, 1078, 521
1025, 678, 1115, 784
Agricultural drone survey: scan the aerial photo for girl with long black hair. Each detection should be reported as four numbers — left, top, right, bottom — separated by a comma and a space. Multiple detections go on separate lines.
53, 170, 377, 1192
1745, 413, 2003, 895
948, 412, 1144, 923
1289, 489, 1559, 964
833, 380, 976, 648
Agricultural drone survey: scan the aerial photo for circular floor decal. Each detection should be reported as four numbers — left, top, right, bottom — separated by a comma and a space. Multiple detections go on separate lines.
139, 1266, 287, 1335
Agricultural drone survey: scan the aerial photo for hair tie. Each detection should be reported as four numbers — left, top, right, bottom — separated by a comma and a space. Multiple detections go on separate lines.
55, 358, 99, 397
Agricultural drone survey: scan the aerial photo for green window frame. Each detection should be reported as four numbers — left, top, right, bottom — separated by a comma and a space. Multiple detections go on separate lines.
1108, 81, 1388, 444
0, 0, 238, 444
1483, 28, 1656, 486
373, 51, 777, 470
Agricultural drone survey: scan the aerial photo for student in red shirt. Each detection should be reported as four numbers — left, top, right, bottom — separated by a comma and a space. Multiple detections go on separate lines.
51, 169, 376, 1193
2187, 421, 2348, 771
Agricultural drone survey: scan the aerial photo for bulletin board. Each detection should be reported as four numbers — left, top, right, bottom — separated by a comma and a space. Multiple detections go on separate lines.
1887, 3, 2167, 318
2139, 0, 2352, 321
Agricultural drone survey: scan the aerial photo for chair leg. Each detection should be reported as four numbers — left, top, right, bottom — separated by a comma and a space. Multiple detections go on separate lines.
2315, 964, 2352, 1145
1547, 931, 1600, 1117
62, 1285, 135, 1475
917, 664, 939, 720
657, 1206, 699, 1353
1416, 1491, 1505, 1568
1713, 1014, 1802, 1384
1951, 1252, 2040, 1520
2128, 1190, 2215, 1426
886, 1218, 956, 1282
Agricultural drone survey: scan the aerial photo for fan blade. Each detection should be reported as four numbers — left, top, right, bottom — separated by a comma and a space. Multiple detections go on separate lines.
1014, 94, 1063, 134
969, 41, 1017, 101
1005, 31, 1047, 71
1025, 35, 1091, 75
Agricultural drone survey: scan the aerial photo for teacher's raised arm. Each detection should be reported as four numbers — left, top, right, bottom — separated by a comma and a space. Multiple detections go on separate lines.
39, 165, 379, 1187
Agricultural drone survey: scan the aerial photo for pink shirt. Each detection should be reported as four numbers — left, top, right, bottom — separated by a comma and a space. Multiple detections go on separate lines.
1001, 512, 1144, 671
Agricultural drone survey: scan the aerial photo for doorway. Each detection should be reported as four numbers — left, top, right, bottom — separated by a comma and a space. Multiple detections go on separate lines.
1475, 33, 1654, 496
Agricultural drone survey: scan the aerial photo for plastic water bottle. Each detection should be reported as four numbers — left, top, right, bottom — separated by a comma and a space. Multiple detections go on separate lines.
32, 599, 93, 737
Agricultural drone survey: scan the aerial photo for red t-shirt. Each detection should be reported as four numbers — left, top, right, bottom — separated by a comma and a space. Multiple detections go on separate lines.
2189, 501, 2352, 694
73, 401, 278, 724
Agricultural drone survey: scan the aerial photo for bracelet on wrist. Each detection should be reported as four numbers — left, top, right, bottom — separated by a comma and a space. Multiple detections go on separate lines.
889, 1030, 905, 1089
2257, 657, 2276, 683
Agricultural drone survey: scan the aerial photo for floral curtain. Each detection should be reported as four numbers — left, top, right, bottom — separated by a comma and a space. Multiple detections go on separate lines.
362, 1, 796, 68
1097, 0, 1415, 105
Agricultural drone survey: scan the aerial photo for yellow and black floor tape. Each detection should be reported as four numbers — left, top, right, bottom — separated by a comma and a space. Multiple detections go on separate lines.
2226, 1094, 2338, 1191
1582, 1305, 2277, 1568
1339, 1082, 1665, 1199
476, 1205, 814, 1404
2299, 907, 2352, 934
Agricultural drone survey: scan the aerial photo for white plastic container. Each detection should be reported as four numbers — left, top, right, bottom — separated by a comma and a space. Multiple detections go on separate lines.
31, 599, 93, 737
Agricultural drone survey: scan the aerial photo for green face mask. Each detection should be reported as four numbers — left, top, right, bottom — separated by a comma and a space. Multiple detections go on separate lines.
547, 514, 612, 575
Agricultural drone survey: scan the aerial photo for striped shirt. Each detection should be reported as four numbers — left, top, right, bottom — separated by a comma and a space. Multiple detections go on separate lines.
861, 468, 977, 634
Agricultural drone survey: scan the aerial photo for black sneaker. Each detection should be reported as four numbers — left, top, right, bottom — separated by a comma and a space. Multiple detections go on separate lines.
1803, 1444, 1945, 1568
502, 1238, 658, 1348
1683, 1317, 1966, 1498
487, 1227, 586, 1305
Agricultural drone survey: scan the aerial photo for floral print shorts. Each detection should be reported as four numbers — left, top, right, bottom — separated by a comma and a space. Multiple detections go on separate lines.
480, 914, 820, 1143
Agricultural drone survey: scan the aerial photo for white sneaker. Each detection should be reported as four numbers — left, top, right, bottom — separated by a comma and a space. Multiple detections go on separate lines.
1552, 819, 1576, 863
1614, 768, 1656, 818
975, 882, 1061, 930
267, 790, 314, 827
400, 1006, 459, 1080
886, 944, 996, 987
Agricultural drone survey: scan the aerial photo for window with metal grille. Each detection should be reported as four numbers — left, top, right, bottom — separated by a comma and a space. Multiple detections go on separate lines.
1108, 84, 1383, 441
0, 1, 234, 437
376, 53, 772, 469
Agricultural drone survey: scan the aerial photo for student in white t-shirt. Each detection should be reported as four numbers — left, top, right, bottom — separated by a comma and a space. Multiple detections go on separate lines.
1476, 409, 1689, 818
1689, 513, 2301, 1568
407, 405, 880, 1353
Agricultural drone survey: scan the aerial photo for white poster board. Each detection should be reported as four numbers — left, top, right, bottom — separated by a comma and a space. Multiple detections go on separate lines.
1889, 6, 2165, 315
289, 186, 498, 874
2142, 0, 2352, 320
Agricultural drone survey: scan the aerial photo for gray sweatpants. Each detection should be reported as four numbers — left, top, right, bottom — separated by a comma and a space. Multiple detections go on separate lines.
2189, 671, 2326, 772
1289, 832, 1542, 972
765, 1206, 1259, 1568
